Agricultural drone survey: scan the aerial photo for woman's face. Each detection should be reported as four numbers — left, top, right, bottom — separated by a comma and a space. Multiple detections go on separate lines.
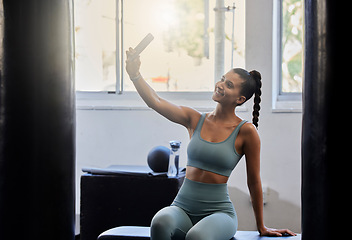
212, 70, 246, 106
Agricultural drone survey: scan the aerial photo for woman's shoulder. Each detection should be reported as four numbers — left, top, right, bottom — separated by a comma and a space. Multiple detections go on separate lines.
240, 121, 260, 137
178, 106, 202, 130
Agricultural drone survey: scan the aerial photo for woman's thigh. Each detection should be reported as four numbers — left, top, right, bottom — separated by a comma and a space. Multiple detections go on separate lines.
150, 206, 193, 240
185, 212, 237, 240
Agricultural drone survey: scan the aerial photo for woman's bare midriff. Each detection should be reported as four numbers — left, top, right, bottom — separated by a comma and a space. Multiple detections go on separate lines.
186, 166, 229, 184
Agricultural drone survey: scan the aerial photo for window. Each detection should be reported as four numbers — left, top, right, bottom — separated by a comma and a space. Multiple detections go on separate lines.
74, 0, 117, 92
280, 0, 304, 94
74, 0, 245, 93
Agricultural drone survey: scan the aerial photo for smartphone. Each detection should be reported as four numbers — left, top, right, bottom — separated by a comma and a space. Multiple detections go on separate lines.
130, 33, 154, 60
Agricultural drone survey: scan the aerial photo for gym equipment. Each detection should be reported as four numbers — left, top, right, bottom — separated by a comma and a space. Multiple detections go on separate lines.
302, 1, 345, 239
0, 0, 75, 240
82, 165, 169, 177
97, 226, 301, 240
80, 170, 185, 240
147, 146, 170, 172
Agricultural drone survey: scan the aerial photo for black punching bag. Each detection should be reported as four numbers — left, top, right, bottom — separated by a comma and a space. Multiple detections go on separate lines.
302, 1, 346, 239
0, 1, 75, 239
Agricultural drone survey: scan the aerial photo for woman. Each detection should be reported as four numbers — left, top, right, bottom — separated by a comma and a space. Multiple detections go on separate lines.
126, 48, 296, 240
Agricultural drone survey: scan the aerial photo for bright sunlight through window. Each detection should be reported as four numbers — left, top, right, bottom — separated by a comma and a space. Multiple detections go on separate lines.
74, 0, 245, 92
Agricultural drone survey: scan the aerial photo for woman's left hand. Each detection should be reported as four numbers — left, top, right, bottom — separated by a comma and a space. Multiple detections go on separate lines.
259, 226, 297, 237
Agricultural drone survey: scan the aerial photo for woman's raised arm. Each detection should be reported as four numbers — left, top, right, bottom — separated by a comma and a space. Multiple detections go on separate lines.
125, 48, 200, 130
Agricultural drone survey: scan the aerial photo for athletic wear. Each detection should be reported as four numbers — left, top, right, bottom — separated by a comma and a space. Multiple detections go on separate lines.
151, 113, 248, 240
172, 178, 236, 218
187, 113, 247, 177
151, 205, 237, 240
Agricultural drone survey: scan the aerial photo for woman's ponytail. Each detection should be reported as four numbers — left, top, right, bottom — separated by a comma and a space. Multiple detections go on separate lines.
249, 70, 262, 129
233, 68, 262, 128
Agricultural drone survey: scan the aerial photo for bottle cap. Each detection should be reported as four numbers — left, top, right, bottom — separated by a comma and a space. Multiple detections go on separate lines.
169, 140, 181, 150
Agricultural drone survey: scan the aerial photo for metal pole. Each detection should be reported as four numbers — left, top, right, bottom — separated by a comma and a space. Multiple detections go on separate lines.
231, 2, 236, 69
204, 0, 210, 59
214, 0, 225, 83
120, 0, 124, 93
116, 0, 121, 94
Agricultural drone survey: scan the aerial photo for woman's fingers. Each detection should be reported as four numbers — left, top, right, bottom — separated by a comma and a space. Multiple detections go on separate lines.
261, 227, 297, 237
280, 228, 297, 236
126, 47, 137, 58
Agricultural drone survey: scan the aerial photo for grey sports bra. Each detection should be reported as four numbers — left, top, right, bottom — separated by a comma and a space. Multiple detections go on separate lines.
187, 113, 247, 177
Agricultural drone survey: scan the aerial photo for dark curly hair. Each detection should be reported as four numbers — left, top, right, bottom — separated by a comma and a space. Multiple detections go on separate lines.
232, 68, 262, 128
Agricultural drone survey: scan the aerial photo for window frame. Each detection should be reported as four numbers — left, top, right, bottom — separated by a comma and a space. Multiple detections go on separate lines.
76, 91, 249, 112
75, 0, 216, 105
272, 0, 302, 112
75, 0, 249, 113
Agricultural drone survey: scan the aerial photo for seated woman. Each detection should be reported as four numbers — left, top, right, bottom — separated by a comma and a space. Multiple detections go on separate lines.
125, 48, 296, 240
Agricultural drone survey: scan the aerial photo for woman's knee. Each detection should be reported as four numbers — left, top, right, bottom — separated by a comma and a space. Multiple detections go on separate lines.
151, 208, 175, 232
150, 211, 173, 240
185, 228, 212, 240
151, 206, 193, 240
185, 213, 237, 240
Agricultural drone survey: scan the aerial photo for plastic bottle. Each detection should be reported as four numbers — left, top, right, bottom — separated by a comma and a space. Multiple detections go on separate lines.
167, 141, 181, 177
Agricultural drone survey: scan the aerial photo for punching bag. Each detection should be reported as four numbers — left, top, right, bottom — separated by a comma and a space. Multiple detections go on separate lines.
302, 1, 346, 239
0, 1, 75, 239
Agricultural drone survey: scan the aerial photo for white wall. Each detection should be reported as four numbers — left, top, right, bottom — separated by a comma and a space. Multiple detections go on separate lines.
76, 0, 302, 232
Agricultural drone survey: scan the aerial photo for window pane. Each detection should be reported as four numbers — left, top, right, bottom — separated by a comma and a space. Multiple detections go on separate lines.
281, 0, 303, 93
123, 0, 245, 92
75, 0, 116, 91
74, 0, 245, 92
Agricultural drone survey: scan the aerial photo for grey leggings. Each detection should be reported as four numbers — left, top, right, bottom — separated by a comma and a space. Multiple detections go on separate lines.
151, 206, 237, 240
150, 178, 237, 240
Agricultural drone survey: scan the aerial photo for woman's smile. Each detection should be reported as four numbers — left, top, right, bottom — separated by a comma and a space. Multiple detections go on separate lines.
215, 87, 225, 97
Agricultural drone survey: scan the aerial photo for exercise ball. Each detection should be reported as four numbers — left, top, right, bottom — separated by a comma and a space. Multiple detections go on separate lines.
147, 146, 170, 172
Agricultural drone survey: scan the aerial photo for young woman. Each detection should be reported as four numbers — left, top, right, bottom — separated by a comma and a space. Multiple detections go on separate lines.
126, 48, 296, 240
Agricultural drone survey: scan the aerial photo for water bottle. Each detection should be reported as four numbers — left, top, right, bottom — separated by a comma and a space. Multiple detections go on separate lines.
167, 140, 181, 177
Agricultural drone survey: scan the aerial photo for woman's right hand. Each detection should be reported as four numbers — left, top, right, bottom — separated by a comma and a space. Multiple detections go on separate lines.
125, 47, 141, 79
